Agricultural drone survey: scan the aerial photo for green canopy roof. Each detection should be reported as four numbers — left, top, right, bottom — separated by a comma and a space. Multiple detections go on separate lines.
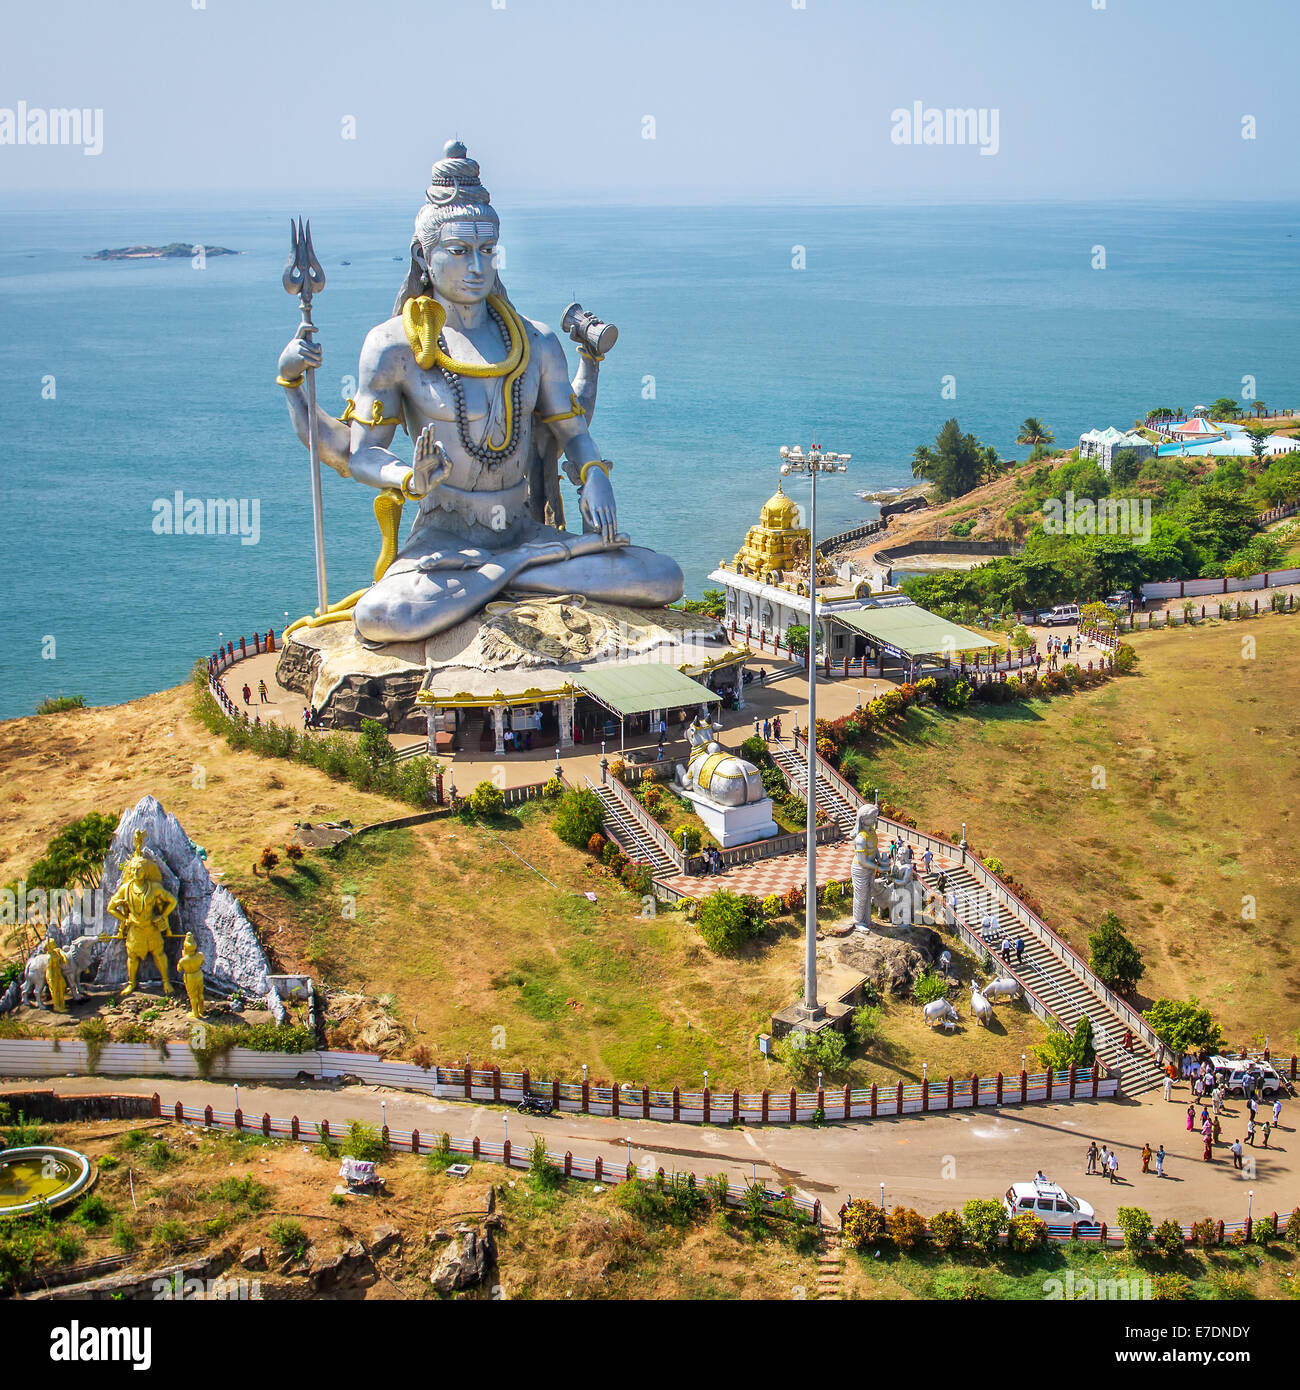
575, 664, 720, 718
830, 606, 999, 657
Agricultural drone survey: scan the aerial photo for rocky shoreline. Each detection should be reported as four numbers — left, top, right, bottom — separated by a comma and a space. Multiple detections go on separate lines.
87, 243, 239, 261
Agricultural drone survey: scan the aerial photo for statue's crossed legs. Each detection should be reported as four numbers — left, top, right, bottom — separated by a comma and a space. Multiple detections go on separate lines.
355, 524, 684, 645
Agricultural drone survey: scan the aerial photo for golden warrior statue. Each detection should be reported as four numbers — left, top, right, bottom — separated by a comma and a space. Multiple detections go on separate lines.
106, 830, 178, 996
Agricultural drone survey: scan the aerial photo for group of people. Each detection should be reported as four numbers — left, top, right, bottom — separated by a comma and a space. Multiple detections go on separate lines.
1162, 1057, 1286, 1166
1085, 1141, 1150, 1182
752, 714, 783, 742
241, 678, 270, 705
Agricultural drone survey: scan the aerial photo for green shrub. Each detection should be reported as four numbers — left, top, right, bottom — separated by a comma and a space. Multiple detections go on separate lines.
696, 889, 763, 954
912, 971, 948, 1006
960, 1198, 1005, 1254
268, 1218, 309, 1259
887, 1206, 928, 1251
468, 780, 505, 816
822, 879, 844, 907
842, 1199, 888, 1250
850, 1004, 881, 1049
1285, 1208, 1300, 1247
36, 694, 86, 714
1153, 1273, 1193, 1300
1152, 1218, 1186, 1260
71, 1194, 112, 1228
1190, 1218, 1219, 1250
553, 789, 606, 849
151, 1218, 187, 1252
357, 718, 397, 767
341, 1121, 386, 1163
676, 825, 702, 855
542, 776, 563, 799
1143, 998, 1222, 1055
929, 1209, 964, 1251
529, 1134, 559, 1190
1006, 1211, 1047, 1253
783, 1026, 849, 1083
207, 1176, 272, 1212
761, 892, 784, 918
1114, 642, 1138, 673
227, 1022, 315, 1053
739, 735, 771, 767
981, 856, 1004, 875
1089, 911, 1145, 994
1116, 1205, 1154, 1253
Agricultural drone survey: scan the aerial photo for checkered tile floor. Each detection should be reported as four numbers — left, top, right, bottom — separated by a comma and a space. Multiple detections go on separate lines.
671, 844, 962, 900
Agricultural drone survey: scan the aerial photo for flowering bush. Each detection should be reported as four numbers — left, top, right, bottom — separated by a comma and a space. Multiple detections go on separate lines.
609, 758, 628, 782
676, 825, 702, 854
1006, 1211, 1048, 1253
929, 1209, 964, 1251
782, 885, 805, 915
761, 893, 784, 918
842, 1200, 888, 1250
542, 775, 564, 799
887, 1205, 929, 1251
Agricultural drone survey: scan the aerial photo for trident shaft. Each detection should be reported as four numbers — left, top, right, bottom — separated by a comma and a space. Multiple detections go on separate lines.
283, 217, 328, 616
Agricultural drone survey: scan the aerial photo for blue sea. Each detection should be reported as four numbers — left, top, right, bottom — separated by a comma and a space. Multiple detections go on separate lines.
1, 197, 1298, 719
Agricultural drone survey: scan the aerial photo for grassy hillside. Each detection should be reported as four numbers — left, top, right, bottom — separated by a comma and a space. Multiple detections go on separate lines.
837, 614, 1300, 1044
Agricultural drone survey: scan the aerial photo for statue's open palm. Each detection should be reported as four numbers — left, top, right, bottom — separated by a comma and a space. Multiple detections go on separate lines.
411, 425, 454, 497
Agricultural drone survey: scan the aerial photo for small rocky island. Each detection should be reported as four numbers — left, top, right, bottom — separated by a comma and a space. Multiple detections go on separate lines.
87, 242, 239, 261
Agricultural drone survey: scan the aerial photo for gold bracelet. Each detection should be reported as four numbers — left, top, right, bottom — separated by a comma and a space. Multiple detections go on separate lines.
400, 469, 424, 502
577, 346, 605, 364
579, 459, 612, 486
276, 372, 305, 389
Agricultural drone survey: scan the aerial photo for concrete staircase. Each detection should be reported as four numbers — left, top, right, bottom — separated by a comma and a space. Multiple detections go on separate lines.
772, 741, 1165, 1097
589, 783, 680, 878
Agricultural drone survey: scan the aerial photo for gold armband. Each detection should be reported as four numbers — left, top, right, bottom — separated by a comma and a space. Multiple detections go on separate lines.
539, 392, 586, 425
577, 346, 605, 364
579, 459, 612, 487
400, 469, 424, 502
340, 397, 402, 429
276, 372, 305, 389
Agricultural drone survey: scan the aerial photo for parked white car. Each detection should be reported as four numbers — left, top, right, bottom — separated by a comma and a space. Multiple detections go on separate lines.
1038, 604, 1080, 627
1217, 1063, 1289, 1098
1004, 1180, 1099, 1229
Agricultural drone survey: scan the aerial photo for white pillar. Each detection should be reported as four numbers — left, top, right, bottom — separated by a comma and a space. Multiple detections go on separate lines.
734, 665, 747, 710
558, 696, 574, 749
425, 706, 438, 756
493, 703, 506, 757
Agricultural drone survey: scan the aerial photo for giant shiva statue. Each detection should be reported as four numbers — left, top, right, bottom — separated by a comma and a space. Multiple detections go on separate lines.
276, 141, 683, 645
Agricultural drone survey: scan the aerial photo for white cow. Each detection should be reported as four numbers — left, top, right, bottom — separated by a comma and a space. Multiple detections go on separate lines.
984, 976, 1021, 1005
970, 987, 994, 1027
923, 998, 959, 1029
19, 935, 100, 1006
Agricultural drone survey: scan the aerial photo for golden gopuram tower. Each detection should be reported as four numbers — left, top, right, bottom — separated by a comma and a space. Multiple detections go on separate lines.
731, 483, 810, 583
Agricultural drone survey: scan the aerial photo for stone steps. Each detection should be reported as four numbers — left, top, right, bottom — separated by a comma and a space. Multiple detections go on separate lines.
590, 785, 679, 877
773, 743, 1164, 1097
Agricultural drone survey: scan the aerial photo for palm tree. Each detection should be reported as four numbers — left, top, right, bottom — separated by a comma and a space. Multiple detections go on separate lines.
1016, 417, 1055, 449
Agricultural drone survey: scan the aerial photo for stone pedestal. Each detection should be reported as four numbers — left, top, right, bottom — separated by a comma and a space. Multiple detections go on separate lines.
681, 786, 778, 849
770, 999, 854, 1040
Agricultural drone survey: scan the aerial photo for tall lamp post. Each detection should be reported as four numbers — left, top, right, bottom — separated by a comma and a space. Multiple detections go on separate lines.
779, 441, 850, 1022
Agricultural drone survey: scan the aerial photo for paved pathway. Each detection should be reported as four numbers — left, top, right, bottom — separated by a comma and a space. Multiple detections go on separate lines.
24, 1074, 1294, 1228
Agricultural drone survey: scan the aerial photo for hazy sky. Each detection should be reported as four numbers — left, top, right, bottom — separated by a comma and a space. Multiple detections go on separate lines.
2, 0, 1298, 201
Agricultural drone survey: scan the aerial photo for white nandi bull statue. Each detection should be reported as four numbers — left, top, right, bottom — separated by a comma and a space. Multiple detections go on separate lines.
923, 998, 959, 1029
969, 986, 994, 1027
20, 934, 100, 1007
674, 710, 766, 807
983, 976, 1021, 1005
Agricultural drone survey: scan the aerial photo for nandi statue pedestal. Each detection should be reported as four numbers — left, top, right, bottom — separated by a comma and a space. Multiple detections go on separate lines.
674, 711, 778, 849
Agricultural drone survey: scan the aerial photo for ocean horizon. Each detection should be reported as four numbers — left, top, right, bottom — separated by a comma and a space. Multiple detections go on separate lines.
2, 196, 1297, 719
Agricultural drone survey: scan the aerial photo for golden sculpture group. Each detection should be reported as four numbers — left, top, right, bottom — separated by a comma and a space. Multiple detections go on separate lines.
106, 829, 181, 1000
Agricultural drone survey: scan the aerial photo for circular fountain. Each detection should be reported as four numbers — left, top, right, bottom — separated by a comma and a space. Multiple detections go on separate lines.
0, 1146, 95, 1218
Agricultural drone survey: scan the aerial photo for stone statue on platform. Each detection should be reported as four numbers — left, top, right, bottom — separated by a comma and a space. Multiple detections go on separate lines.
276, 140, 683, 645
106, 829, 178, 996
851, 802, 884, 932
674, 709, 777, 849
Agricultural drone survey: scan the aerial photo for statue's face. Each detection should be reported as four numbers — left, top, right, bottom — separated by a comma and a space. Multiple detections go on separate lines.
423, 221, 498, 306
